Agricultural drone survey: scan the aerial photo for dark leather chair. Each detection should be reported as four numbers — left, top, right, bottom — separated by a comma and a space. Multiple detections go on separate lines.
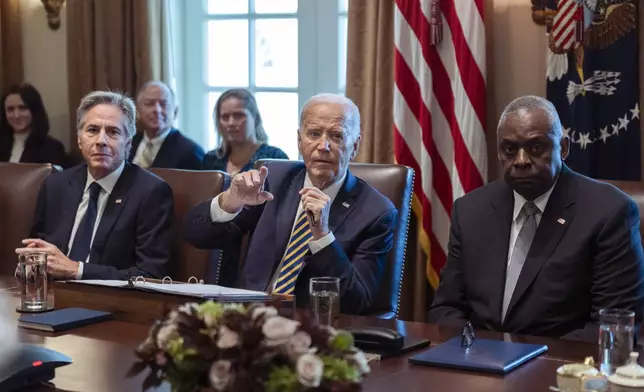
0, 163, 57, 275
600, 180, 644, 244
253, 159, 414, 319
148, 168, 230, 282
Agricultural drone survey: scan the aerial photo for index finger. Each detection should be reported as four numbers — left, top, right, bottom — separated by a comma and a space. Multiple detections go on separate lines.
21, 239, 49, 248
258, 165, 269, 184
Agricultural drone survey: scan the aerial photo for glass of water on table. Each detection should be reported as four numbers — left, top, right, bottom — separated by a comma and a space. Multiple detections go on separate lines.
309, 277, 340, 325
599, 308, 635, 375
15, 251, 49, 312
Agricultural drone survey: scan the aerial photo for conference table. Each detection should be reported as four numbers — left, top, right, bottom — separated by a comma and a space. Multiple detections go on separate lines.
1, 277, 603, 392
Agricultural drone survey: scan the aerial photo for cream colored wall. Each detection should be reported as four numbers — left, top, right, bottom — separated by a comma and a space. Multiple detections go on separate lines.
486, 0, 548, 179
20, 0, 70, 150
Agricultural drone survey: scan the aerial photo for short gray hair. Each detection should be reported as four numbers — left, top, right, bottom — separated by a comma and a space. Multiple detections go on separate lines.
299, 93, 361, 139
76, 91, 137, 139
498, 95, 563, 140
136, 80, 177, 107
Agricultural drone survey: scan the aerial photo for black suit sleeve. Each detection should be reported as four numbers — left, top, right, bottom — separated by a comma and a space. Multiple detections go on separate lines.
30, 179, 49, 240
561, 198, 644, 342
427, 198, 470, 327
179, 144, 206, 170
297, 208, 397, 315
81, 181, 174, 280
183, 198, 265, 249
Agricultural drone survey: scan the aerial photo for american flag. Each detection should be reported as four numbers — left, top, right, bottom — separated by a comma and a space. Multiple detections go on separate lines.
393, 0, 487, 288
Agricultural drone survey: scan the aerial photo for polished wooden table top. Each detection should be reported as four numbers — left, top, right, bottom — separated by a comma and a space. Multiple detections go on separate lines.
1, 279, 601, 392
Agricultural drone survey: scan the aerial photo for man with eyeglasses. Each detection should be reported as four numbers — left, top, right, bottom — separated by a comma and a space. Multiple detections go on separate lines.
184, 93, 397, 315
15, 91, 174, 281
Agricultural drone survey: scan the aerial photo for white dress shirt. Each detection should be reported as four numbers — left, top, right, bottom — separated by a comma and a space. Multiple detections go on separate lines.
210, 171, 348, 257
9, 132, 30, 163
507, 182, 557, 266
68, 161, 125, 279
132, 128, 172, 166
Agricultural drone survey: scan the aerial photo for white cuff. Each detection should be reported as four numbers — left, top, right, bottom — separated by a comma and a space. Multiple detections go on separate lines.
308, 232, 335, 254
209, 195, 241, 222
76, 262, 84, 280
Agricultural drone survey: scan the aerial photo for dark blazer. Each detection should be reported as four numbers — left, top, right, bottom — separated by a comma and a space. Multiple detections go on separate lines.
30, 162, 174, 280
429, 165, 644, 342
202, 143, 289, 172
129, 128, 205, 170
183, 161, 397, 314
0, 133, 65, 166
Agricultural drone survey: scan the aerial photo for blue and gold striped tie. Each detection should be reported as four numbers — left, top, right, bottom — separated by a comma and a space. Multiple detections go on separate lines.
273, 210, 312, 295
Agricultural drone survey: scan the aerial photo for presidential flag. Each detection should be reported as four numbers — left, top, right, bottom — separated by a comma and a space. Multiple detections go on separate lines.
393, 0, 487, 289
544, 0, 640, 180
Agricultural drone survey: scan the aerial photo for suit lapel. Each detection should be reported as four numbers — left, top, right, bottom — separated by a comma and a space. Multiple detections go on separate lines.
129, 133, 143, 163
60, 166, 87, 254
153, 129, 177, 167
272, 169, 306, 266
89, 164, 135, 261
328, 171, 359, 233
506, 167, 576, 318
486, 183, 514, 326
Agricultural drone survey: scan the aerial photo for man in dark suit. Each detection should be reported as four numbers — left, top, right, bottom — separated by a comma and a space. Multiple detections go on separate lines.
429, 95, 644, 342
15, 91, 174, 280
184, 94, 397, 314
129, 81, 204, 170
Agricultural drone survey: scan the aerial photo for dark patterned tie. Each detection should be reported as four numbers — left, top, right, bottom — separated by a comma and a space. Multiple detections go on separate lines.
68, 182, 103, 262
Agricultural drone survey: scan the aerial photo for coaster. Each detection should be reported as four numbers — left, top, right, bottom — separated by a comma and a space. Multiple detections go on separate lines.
16, 305, 55, 313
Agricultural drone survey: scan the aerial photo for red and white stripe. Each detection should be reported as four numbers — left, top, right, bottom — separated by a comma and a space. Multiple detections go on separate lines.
393, 0, 487, 287
550, 0, 582, 51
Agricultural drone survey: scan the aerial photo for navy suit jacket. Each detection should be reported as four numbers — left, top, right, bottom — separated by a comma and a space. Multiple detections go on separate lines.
184, 161, 398, 314
30, 163, 174, 280
429, 165, 644, 342
129, 128, 204, 170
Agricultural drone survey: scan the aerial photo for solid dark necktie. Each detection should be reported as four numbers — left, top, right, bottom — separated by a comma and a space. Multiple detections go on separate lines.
69, 182, 103, 262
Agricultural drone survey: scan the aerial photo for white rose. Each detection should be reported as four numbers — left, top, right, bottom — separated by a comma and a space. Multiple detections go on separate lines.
177, 303, 198, 314
286, 331, 312, 358
209, 360, 232, 391
251, 306, 278, 321
156, 324, 179, 350
262, 316, 300, 346
217, 325, 240, 349
203, 313, 218, 328
346, 350, 371, 375
296, 354, 323, 388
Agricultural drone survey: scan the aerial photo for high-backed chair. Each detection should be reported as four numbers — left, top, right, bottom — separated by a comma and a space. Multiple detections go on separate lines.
253, 159, 414, 319
0, 163, 57, 275
600, 180, 644, 244
148, 168, 230, 282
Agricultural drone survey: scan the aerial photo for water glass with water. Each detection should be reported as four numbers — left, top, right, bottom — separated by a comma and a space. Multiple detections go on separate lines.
598, 308, 634, 374
309, 277, 340, 325
16, 252, 48, 312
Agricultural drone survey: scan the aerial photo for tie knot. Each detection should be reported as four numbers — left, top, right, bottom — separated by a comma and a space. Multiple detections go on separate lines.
522, 201, 539, 217
146, 141, 154, 149
88, 182, 102, 201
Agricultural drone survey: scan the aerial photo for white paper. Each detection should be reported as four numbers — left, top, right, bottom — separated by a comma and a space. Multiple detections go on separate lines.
137, 282, 267, 297
68, 280, 130, 288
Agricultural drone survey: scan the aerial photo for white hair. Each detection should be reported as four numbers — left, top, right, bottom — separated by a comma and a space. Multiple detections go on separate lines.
76, 90, 137, 139
299, 93, 361, 139
498, 95, 563, 140
136, 80, 177, 107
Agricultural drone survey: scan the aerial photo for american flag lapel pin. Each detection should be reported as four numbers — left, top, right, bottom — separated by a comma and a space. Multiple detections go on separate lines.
557, 218, 566, 225
342, 202, 350, 208
115, 199, 122, 204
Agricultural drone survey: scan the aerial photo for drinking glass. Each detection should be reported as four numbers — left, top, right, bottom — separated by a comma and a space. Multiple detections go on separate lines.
309, 277, 340, 325
16, 252, 48, 312
598, 308, 634, 374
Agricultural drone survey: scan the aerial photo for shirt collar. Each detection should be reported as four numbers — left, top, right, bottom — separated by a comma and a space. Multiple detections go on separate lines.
512, 178, 558, 221
85, 161, 125, 194
303, 170, 348, 202
142, 128, 172, 146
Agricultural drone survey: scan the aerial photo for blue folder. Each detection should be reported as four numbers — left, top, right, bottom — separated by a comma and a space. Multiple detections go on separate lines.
17, 308, 113, 332
408, 337, 548, 374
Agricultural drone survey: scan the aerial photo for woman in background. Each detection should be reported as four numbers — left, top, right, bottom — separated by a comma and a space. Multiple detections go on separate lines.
0, 83, 65, 166
202, 88, 288, 173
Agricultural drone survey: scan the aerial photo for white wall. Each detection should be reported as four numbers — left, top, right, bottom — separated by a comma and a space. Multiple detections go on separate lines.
21, 0, 70, 150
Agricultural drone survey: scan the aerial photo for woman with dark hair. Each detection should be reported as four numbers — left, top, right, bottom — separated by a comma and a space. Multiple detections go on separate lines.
0, 83, 65, 165
202, 88, 288, 173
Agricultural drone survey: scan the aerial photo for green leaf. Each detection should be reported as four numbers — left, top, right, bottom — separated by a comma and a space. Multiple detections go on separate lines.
265, 366, 299, 392
197, 301, 224, 319
321, 356, 360, 383
329, 331, 354, 351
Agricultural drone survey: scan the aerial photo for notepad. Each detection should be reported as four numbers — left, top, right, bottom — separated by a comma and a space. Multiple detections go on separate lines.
18, 308, 113, 332
408, 337, 548, 374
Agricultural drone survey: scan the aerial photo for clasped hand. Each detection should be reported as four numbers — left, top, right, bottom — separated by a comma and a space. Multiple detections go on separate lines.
15, 239, 79, 280
220, 166, 332, 239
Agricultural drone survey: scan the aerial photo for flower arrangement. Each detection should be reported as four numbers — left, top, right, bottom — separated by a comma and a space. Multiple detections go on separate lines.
127, 301, 370, 392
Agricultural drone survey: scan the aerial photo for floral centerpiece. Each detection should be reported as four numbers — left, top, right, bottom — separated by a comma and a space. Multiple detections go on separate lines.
127, 301, 370, 392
